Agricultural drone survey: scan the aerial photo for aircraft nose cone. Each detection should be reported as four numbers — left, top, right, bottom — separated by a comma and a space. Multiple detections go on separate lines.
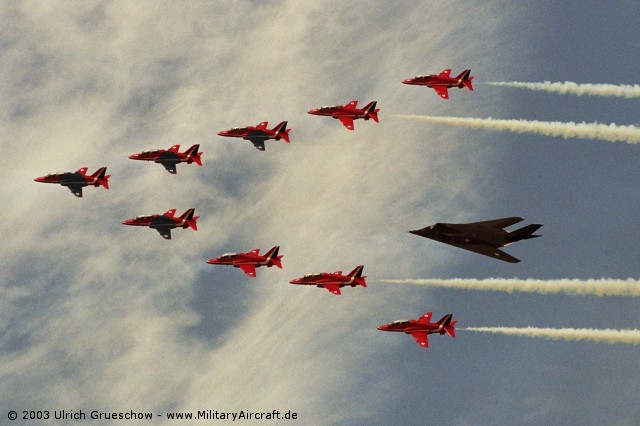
307, 109, 318, 115
128, 154, 138, 159
122, 219, 133, 225
377, 325, 387, 331
402, 79, 412, 84
34, 176, 45, 182
217, 131, 227, 136
289, 278, 299, 284
206, 258, 219, 264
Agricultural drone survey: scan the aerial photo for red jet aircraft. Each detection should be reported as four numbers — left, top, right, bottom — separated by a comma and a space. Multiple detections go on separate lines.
402, 69, 473, 99
378, 312, 456, 349
128, 144, 202, 174
307, 100, 379, 130
289, 265, 366, 295
217, 121, 290, 151
206, 246, 283, 277
122, 208, 198, 240
34, 167, 110, 197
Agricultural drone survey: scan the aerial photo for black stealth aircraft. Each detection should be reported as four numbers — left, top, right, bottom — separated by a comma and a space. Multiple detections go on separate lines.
409, 217, 542, 263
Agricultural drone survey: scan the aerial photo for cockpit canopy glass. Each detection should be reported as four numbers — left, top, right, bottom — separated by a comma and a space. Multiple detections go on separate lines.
303, 273, 322, 278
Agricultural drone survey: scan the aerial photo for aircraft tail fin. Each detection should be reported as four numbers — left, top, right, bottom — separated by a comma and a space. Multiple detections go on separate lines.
347, 265, 367, 287
185, 144, 203, 166
273, 121, 290, 143
92, 167, 110, 189
436, 314, 456, 338
179, 208, 199, 230
264, 246, 283, 268
436, 313, 452, 326
455, 69, 473, 91
363, 101, 380, 123
508, 224, 543, 241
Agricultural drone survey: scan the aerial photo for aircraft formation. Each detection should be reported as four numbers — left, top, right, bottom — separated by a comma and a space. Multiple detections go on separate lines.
34, 68, 546, 350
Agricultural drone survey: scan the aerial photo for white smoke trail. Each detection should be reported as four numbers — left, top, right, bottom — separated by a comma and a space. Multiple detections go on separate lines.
486, 81, 640, 98
391, 115, 640, 144
381, 278, 640, 297
464, 327, 640, 345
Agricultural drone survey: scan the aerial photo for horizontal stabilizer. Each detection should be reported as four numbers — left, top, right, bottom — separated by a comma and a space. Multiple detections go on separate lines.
444, 325, 456, 338
185, 144, 202, 166
508, 224, 543, 241
363, 101, 380, 123
91, 167, 110, 189
265, 246, 283, 268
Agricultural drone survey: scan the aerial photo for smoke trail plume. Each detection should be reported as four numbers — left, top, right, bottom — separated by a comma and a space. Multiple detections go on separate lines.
464, 327, 640, 345
381, 278, 640, 297
486, 81, 640, 98
392, 115, 640, 144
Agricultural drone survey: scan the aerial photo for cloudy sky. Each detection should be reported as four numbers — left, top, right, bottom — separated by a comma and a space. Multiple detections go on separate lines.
1, 1, 638, 425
